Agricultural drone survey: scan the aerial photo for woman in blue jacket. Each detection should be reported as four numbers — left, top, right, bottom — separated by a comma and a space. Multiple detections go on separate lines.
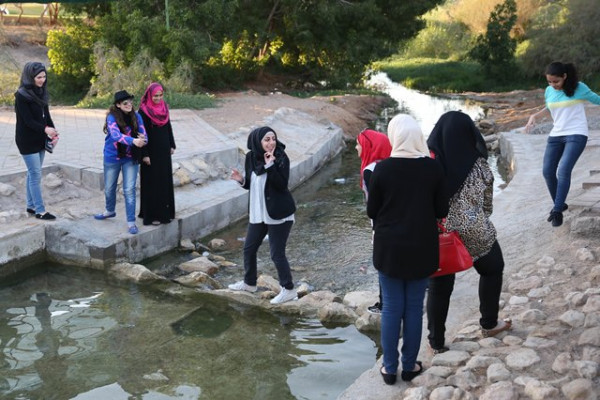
94, 90, 147, 234
228, 126, 298, 305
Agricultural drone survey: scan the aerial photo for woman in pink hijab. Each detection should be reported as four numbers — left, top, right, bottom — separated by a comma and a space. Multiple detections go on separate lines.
138, 82, 176, 225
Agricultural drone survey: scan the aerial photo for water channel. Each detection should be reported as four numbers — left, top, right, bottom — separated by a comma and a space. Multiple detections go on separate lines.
0, 75, 502, 400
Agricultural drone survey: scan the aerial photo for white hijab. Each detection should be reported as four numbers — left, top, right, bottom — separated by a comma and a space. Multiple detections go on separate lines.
387, 114, 429, 158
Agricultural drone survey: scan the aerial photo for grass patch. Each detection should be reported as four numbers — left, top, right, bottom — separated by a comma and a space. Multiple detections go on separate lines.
374, 57, 542, 93
288, 87, 380, 99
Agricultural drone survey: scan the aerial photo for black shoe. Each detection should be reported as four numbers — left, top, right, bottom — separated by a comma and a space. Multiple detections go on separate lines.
26, 208, 35, 215
547, 204, 568, 221
35, 212, 56, 220
380, 366, 396, 385
430, 345, 449, 355
550, 211, 563, 227
401, 361, 423, 382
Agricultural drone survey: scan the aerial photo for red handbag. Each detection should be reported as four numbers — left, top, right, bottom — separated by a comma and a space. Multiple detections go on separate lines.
431, 220, 473, 277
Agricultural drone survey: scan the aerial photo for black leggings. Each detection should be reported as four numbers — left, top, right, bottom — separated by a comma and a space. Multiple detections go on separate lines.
243, 221, 294, 289
426, 240, 504, 349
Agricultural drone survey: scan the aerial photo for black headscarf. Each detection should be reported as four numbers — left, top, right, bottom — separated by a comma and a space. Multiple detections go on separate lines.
246, 126, 286, 175
427, 111, 488, 197
15, 62, 48, 107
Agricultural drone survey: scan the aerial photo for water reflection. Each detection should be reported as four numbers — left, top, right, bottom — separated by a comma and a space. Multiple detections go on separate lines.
366, 72, 485, 135
0, 266, 376, 400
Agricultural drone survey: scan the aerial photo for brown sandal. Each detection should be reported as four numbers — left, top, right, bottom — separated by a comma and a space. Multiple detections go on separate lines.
482, 318, 512, 338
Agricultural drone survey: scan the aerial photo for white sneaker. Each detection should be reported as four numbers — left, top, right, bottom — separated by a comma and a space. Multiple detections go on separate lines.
228, 281, 257, 293
270, 287, 298, 304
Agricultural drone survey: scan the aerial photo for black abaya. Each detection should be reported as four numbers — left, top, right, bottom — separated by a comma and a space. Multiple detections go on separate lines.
138, 111, 176, 225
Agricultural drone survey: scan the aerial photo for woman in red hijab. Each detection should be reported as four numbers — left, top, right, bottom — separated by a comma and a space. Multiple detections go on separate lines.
138, 82, 176, 225
356, 129, 392, 314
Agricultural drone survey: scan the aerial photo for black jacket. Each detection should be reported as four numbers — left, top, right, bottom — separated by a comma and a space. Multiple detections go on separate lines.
242, 151, 296, 220
15, 91, 54, 155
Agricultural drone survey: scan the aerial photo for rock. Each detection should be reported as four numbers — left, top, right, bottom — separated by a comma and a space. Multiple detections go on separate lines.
502, 335, 523, 346
559, 310, 586, 327
208, 238, 227, 250
0, 182, 16, 196
354, 312, 380, 332
402, 387, 429, 400
479, 381, 516, 400
257, 274, 280, 292
561, 379, 597, 400
574, 360, 599, 379
317, 302, 357, 324
552, 352, 573, 374
179, 238, 195, 251
447, 370, 480, 391
508, 276, 543, 292
518, 308, 547, 323
566, 291, 588, 307
430, 386, 474, 400
431, 351, 471, 367
174, 271, 222, 289
506, 348, 540, 370
465, 356, 502, 370
578, 327, 600, 346
584, 313, 600, 328
217, 260, 237, 267
528, 286, 551, 298
44, 173, 62, 189
487, 363, 511, 383
110, 262, 164, 283
143, 370, 169, 381
509, 295, 528, 305
582, 295, 600, 313
343, 290, 377, 309
571, 216, 600, 237
575, 248, 595, 262
524, 379, 560, 400
178, 256, 219, 275
536, 255, 555, 267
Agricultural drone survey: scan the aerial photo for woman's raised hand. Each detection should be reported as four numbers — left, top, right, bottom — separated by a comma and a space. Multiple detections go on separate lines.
230, 168, 243, 184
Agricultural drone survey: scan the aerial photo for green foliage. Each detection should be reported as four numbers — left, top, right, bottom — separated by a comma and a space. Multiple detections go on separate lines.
46, 21, 96, 91
518, 0, 600, 80
76, 91, 215, 110
401, 19, 473, 60
0, 69, 19, 106
469, 0, 518, 78
375, 57, 538, 92
50, 0, 444, 90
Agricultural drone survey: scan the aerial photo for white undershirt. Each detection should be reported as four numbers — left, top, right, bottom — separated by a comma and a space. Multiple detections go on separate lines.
248, 164, 294, 225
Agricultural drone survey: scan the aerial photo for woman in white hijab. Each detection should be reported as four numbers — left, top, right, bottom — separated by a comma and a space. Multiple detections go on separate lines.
367, 114, 448, 384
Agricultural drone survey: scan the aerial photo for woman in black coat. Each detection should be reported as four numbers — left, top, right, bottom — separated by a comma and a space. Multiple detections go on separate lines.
228, 126, 298, 305
367, 114, 448, 384
14, 62, 59, 220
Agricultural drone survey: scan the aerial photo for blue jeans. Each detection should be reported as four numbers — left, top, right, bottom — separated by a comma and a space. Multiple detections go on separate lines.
103, 160, 139, 222
22, 150, 46, 214
379, 272, 428, 374
542, 135, 587, 212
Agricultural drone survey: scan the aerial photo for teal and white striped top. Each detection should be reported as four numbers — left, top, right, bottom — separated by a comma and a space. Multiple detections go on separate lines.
545, 82, 600, 137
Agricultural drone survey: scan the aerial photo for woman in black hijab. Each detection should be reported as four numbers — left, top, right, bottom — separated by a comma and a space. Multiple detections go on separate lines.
426, 111, 511, 354
14, 62, 59, 220
228, 126, 298, 305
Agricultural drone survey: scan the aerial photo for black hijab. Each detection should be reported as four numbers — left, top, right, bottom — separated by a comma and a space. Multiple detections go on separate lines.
16, 62, 48, 107
427, 111, 488, 197
247, 126, 286, 175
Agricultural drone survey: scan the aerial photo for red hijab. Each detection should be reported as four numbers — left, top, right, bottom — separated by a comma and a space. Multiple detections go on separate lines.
140, 82, 169, 127
357, 129, 392, 188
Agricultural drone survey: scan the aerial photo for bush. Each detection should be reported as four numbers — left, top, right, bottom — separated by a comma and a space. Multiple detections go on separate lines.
401, 20, 473, 60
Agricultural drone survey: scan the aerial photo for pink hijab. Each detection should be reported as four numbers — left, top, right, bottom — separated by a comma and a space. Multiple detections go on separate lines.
140, 82, 169, 127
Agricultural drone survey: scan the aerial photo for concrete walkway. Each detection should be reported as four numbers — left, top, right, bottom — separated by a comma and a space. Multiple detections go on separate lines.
0, 106, 345, 275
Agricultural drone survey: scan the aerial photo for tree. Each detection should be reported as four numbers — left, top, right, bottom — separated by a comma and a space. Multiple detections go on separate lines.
469, 0, 517, 78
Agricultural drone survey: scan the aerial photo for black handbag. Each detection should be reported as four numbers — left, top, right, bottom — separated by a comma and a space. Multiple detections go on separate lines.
44, 137, 54, 153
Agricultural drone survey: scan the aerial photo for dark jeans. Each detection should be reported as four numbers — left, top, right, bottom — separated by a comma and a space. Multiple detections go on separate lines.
243, 221, 294, 289
426, 240, 504, 349
542, 134, 587, 212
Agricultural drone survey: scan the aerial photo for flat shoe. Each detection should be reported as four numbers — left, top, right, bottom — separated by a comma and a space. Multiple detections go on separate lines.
430, 345, 449, 355
35, 212, 56, 220
482, 318, 512, 338
380, 366, 396, 385
401, 361, 423, 382
26, 208, 35, 215
128, 225, 139, 234
94, 212, 116, 220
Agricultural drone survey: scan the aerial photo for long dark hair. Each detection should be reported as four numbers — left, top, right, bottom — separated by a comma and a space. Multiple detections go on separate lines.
546, 62, 579, 97
103, 104, 140, 136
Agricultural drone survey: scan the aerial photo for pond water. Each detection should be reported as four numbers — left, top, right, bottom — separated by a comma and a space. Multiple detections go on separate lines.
0, 76, 507, 400
0, 265, 376, 400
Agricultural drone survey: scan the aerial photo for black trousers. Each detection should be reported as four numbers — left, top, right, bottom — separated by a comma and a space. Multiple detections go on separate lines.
243, 221, 294, 289
426, 240, 504, 349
